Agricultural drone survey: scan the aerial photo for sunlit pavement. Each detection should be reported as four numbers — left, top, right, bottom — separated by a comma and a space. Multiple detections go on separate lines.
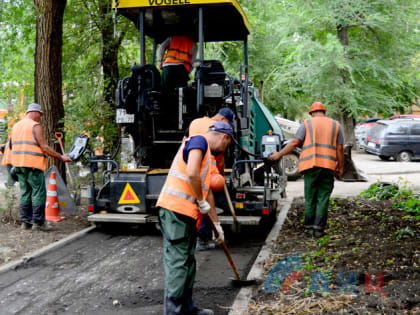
287, 151, 420, 198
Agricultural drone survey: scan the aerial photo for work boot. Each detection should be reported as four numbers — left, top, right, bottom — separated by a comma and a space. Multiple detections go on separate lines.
32, 222, 53, 232
304, 227, 314, 237
20, 222, 32, 230
191, 308, 214, 315
196, 239, 216, 251
313, 230, 326, 238
194, 309, 214, 315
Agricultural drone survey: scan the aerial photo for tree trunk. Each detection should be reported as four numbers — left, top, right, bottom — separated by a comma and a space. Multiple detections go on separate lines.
99, 0, 120, 111
337, 25, 355, 144
34, 0, 67, 177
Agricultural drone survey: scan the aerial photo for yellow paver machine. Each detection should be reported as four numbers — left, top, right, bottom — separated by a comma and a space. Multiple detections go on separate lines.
85, 0, 289, 228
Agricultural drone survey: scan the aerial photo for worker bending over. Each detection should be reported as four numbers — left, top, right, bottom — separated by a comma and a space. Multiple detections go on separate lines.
157, 121, 232, 315
187, 107, 235, 251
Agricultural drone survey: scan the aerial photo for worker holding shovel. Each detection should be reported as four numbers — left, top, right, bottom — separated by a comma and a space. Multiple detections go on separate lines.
156, 121, 232, 315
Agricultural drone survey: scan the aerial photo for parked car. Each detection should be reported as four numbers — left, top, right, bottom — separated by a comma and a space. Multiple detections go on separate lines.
365, 119, 420, 161
354, 118, 381, 149
388, 114, 420, 120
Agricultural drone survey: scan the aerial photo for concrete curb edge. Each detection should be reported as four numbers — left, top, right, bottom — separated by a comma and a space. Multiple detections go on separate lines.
0, 225, 96, 275
228, 198, 293, 315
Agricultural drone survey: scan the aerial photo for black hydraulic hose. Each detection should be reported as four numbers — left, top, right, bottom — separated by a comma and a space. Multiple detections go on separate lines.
110, 137, 121, 160
231, 136, 261, 158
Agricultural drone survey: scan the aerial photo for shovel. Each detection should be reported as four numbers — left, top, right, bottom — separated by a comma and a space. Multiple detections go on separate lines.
223, 183, 240, 233
205, 214, 259, 287
55, 132, 76, 189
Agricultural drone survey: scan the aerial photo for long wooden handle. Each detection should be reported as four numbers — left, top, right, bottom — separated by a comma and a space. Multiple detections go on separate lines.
205, 214, 241, 280
55, 133, 74, 187
223, 183, 237, 220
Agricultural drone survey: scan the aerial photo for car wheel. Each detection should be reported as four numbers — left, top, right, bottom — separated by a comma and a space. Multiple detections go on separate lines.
281, 153, 300, 180
396, 151, 412, 162
379, 155, 391, 161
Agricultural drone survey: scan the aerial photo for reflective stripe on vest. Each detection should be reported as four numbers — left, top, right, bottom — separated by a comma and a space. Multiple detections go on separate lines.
10, 118, 47, 171
163, 36, 194, 72
298, 117, 339, 173
156, 137, 211, 220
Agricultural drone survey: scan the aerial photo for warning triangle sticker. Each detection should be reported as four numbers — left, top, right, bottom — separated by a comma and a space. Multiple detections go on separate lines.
118, 183, 141, 204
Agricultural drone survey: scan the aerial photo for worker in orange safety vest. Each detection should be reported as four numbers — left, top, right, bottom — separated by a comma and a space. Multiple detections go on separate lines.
10, 103, 72, 231
1, 135, 16, 187
156, 121, 232, 315
268, 102, 344, 238
186, 107, 235, 251
157, 35, 197, 91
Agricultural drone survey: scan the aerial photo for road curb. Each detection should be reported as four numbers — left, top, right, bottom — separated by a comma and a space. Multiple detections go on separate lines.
228, 198, 293, 315
0, 225, 96, 275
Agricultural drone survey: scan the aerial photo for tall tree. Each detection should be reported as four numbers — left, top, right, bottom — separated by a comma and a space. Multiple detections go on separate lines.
258, 0, 420, 142
62, 0, 136, 152
34, 0, 67, 173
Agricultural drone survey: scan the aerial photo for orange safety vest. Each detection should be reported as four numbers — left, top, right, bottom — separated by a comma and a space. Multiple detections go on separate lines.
10, 118, 47, 171
163, 36, 195, 73
189, 117, 215, 137
298, 117, 339, 173
189, 116, 225, 175
1, 137, 12, 166
156, 137, 211, 220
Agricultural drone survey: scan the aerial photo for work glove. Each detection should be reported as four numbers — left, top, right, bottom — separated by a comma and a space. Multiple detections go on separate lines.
197, 199, 211, 215
212, 222, 224, 244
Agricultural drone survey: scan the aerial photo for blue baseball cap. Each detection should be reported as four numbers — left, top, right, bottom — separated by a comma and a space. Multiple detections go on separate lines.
209, 121, 233, 137
218, 108, 235, 128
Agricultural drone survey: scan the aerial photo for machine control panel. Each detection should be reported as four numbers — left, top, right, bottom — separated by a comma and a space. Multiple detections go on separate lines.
69, 134, 89, 161
261, 131, 281, 158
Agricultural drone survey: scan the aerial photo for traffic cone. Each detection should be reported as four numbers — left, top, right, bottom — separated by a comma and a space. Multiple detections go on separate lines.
45, 171, 65, 222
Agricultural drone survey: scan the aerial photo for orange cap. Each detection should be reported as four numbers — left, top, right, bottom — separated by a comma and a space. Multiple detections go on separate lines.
309, 102, 326, 114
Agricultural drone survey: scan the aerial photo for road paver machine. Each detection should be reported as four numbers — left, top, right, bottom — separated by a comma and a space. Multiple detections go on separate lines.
85, 0, 288, 227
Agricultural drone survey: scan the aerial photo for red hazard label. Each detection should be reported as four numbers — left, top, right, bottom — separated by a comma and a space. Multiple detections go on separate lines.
118, 183, 140, 204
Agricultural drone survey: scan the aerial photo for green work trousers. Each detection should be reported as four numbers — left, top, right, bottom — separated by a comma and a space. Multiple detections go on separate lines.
15, 167, 46, 206
161, 64, 190, 90
6, 164, 17, 187
303, 167, 335, 230
159, 208, 199, 315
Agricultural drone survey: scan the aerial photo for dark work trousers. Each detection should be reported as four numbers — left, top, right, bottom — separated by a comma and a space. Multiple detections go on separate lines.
303, 167, 335, 231
6, 164, 17, 187
161, 64, 190, 90
159, 208, 200, 315
15, 167, 46, 224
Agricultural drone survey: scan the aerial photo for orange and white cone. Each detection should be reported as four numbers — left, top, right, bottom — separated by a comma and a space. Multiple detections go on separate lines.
45, 171, 65, 222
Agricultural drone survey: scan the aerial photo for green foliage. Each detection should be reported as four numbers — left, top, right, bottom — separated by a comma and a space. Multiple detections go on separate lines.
1, 0, 420, 148
0, 188, 19, 223
393, 198, 420, 219
360, 179, 420, 221
359, 180, 413, 201
395, 226, 415, 240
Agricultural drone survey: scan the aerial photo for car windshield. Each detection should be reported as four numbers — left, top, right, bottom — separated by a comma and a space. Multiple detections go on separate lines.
368, 122, 387, 139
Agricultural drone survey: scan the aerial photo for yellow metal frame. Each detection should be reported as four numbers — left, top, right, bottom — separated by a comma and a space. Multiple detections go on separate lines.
113, 0, 250, 33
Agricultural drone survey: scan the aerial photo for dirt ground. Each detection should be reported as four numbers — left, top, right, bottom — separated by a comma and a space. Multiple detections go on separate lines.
0, 187, 91, 266
248, 197, 420, 314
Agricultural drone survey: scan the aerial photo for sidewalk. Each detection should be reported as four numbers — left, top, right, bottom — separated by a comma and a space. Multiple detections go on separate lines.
288, 152, 420, 197
229, 151, 420, 314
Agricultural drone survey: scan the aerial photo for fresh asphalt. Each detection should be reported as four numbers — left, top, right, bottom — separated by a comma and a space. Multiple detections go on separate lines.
0, 223, 271, 315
